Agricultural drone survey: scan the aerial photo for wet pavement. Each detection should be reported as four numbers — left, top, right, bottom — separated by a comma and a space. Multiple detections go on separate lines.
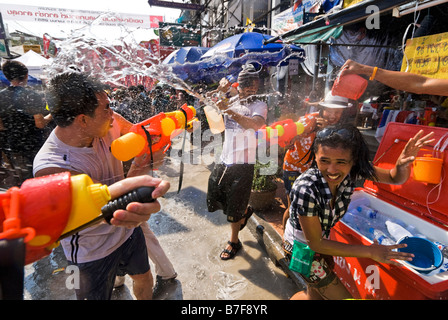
21, 142, 305, 300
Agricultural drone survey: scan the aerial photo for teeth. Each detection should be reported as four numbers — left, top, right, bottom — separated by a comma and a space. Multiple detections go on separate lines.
328, 175, 339, 180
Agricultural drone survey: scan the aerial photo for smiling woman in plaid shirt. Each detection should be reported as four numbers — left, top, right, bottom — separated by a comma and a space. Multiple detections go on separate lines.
284, 124, 434, 300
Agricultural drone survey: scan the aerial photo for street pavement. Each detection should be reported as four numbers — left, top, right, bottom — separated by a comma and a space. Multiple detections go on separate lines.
22, 142, 304, 300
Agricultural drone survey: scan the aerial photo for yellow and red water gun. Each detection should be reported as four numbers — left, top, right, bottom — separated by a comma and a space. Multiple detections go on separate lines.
257, 118, 305, 148
111, 103, 197, 162
0, 172, 155, 265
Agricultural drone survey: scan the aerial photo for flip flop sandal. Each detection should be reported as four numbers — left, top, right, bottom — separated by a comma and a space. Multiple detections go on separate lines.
220, 240, 242, 260
239, 206, 254, 230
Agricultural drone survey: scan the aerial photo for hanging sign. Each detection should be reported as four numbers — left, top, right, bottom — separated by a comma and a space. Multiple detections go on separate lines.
401, 31, 448, 79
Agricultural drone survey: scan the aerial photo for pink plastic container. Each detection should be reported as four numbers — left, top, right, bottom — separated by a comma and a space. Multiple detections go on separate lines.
332, 74, 368, 100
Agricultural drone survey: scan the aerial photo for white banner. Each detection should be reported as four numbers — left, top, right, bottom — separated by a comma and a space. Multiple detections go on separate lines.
0, 4, 163, 29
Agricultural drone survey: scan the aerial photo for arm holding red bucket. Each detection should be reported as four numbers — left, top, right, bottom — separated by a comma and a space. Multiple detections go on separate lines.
340, 59, 448, 96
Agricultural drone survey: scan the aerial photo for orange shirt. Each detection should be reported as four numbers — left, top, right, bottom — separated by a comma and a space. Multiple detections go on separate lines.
283, 112, 318, 173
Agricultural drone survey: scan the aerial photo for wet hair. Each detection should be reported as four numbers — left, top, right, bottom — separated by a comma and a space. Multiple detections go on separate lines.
308, 124, 377, 181
2, 60, 28, 82
46, 71, 106, 127
237, 63, 259, 88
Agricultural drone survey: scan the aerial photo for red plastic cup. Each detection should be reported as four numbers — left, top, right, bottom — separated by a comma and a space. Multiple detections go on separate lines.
332, 73, 368, 100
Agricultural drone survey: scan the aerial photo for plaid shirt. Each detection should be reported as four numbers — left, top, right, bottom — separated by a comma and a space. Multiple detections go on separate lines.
289, 167, 354, 237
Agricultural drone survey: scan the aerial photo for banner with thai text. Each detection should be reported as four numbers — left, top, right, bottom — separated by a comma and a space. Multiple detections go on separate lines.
400, 31, 448, 79
0, 4, 163, 29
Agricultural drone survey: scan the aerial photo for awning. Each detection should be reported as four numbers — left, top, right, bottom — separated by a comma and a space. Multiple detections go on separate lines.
287, 26, 343, 44
265, 0, 415, 44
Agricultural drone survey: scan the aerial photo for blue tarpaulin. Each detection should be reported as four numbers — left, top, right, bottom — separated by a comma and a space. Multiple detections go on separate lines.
168, 32, 304, 84
163, 46, 209, 64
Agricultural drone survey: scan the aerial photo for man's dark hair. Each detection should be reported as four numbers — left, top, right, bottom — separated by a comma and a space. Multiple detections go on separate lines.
46, 71, 106, 127
2, 60, 28, 82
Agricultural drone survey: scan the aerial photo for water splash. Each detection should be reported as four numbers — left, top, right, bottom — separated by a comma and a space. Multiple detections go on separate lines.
43, 12, 305, 109
212, 271, 248, 300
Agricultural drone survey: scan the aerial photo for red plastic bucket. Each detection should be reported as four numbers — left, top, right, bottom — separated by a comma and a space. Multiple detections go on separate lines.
332, 74, 368, 100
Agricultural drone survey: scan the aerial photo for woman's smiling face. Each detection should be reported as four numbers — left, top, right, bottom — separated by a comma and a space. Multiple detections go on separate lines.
315, 145, 353, 193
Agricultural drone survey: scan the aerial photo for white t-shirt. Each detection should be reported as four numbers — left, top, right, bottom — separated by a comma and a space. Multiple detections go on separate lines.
220, 98, 267, 165
33, 123, 133, 263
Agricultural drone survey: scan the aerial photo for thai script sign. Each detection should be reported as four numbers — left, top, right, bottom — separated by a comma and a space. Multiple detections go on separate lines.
401, 31, 448, 79
0, 4, 163, 29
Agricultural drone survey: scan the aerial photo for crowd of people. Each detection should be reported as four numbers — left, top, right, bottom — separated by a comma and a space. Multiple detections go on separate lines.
0, 56, 441, 300
110, 84, 194, 124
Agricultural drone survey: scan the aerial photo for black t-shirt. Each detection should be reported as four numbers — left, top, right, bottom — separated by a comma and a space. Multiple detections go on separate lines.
0, 86, 47, 155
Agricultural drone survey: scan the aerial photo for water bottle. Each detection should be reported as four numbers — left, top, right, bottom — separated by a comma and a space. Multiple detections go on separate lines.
386, 221, 413, 242
369, 228, 395, 245
342, 209, 372, 237
204, 105, 225, 134
357, 205, 378, 219
356, 205, 388, 231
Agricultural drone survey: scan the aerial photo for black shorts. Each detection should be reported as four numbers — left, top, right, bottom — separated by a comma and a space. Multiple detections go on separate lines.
207, 163, 254, 222
70, 227, 149, 300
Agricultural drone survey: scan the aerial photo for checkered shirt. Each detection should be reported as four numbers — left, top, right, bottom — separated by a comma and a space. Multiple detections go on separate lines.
289, 167, 355, 237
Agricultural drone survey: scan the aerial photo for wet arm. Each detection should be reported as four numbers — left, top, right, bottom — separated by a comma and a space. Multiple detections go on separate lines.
341, 59, 448, 96
226, 111, 265, 130
299, 215, 413, 266
299, 215, 371, 258
372, 130, 435, 184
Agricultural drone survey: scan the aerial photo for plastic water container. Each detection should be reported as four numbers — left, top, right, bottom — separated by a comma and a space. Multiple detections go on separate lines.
398, 236, 444, 274
204, 105, 225, 134
342, 209, 373, 238
413, 154, 443, 184
386, 221, 413, 242
357, 205, 378, 219
369, 228, 395, 245
332, 73, 368, 100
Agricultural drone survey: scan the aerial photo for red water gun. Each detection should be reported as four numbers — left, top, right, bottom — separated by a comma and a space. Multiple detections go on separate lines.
0, 172, 155, 265
257, 118, 305, 148
111, 104, 197, 162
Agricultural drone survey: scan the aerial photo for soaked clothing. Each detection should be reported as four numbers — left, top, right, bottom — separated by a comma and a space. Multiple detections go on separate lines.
284, 167, 354, 287
207, 97, 267, 221
282, 112, 318, 173
220, 97, 267, 165
71, 227, 149, 300
33, 122, 132, 263
289, 167, 354, 237
207, 163, 254, 222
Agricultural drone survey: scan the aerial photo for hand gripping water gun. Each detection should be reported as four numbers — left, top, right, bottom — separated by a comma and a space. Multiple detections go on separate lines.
257, 118, 305, 148
0, 172, 155, 265
111, 103, 197, 162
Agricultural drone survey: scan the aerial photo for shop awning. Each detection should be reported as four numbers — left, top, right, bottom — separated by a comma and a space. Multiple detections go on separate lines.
265, 0, 415, 44
287, 26, 343, 44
